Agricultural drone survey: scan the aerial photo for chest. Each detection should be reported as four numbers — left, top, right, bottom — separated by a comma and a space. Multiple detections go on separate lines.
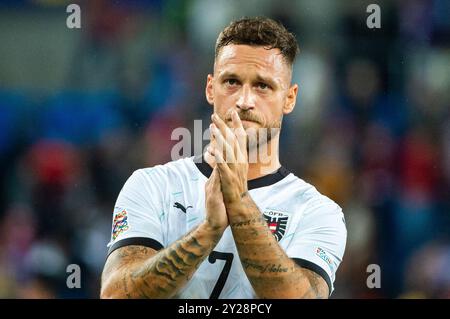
164, 182, 301, 246
161, 181, 303, 298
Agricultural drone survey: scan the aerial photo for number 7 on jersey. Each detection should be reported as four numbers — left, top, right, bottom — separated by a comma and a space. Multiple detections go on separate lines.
208, 251, 234, 299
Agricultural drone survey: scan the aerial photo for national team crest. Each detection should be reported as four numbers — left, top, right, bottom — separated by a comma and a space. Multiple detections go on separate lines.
112, 209, 129, 240
263, 209, 289, 241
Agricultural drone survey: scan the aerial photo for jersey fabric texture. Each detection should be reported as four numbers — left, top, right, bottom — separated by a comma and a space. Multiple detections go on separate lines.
107, 155, 347, 298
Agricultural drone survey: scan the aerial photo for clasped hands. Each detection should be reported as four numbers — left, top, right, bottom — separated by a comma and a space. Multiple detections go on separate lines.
204, 111, 250, 232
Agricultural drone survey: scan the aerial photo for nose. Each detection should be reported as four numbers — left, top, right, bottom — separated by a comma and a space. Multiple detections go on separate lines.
236, 84, 256, 111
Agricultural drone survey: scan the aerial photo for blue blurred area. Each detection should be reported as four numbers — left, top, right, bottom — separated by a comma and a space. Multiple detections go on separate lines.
0, 91, 25, 154
0, 0, 449, 299
38, 91, 123, 145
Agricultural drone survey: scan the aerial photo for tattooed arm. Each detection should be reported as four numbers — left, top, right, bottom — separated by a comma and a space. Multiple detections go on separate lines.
100, 221, 224, 299
208, 112, 329, 298
228, 194, 329, 299
101, 163, 228, 299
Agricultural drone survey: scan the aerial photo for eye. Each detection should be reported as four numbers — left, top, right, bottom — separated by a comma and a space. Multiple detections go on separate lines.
225, 79, 239, 86
257, 82, 270, 90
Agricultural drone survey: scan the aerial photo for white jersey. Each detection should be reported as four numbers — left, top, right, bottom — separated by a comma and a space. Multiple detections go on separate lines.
107, 155, 347, 298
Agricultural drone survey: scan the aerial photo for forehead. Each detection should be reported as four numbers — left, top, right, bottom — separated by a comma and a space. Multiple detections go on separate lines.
215, 44, 290, 78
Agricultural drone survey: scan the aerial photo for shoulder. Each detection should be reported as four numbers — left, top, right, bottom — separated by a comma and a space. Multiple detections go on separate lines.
117, 157, 198, 203
130, 156, 197, 186
281, 173, 345, 221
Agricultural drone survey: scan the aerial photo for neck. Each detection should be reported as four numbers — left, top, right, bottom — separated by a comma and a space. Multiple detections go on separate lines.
204, 136, 281, 180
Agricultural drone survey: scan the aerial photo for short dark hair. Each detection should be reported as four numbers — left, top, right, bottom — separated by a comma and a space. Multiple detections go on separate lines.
215, 17, 299, 66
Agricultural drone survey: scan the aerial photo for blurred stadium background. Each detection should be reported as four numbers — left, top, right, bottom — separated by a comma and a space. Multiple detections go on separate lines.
0, 0, 449, 298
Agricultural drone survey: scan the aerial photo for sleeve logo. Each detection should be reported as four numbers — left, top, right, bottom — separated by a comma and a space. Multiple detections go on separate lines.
112, 209, 129, 240
316, 247, 333, 271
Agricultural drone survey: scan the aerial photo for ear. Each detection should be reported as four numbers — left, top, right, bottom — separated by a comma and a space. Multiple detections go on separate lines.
205, 74, 214, 106
283, 83, 298, 115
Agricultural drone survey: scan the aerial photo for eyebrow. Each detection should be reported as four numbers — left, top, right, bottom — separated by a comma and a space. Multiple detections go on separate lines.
254, 74, 278, 88
218, 71, 280, 88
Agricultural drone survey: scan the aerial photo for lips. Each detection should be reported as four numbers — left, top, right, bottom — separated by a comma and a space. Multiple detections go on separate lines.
234, 116, 260, 124
225, 112, 262, 125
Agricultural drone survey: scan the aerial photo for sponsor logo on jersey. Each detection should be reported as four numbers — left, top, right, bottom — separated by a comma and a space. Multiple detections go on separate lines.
173, 202, 193, 213
112, 209, 129, 240
316, 247, 333, 270
263, 209, 289, 241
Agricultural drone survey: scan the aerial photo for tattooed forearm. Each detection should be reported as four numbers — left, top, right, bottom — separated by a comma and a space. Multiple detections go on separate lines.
227, 195, 329, 299
241, 259, 290, 274
241, 191, 249, 198
302, 268, 329, 299
230, 215, 266, 228
100, 222, 223, 299
130, 235, 206, 298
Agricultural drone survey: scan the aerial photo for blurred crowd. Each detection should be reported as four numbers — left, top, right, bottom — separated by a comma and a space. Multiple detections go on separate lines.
0, 0, 449, 298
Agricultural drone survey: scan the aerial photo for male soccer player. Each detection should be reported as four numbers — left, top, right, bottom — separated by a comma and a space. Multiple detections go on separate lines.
100, 17, 347, 299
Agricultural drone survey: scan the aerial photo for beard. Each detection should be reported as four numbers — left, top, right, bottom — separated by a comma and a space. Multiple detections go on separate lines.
224, 110, 282, 152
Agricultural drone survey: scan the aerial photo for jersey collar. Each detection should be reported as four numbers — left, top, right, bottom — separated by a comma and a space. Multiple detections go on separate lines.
193, 154, 290, 190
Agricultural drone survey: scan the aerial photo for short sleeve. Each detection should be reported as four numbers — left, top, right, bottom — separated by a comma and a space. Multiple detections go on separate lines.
106, 168, 166, 256
286, 199, 347, 295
